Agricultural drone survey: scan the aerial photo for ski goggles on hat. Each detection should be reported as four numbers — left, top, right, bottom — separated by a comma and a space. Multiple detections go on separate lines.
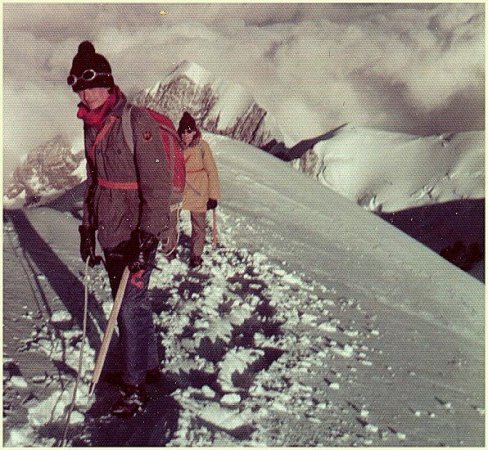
67, 69, 111, 86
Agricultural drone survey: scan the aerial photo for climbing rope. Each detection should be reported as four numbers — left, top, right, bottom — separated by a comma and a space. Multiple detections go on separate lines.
60, 257, 90, 446
161, 203, 182, 257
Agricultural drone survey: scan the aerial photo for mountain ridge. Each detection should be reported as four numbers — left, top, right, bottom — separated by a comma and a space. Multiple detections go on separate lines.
132, 60, 286, 148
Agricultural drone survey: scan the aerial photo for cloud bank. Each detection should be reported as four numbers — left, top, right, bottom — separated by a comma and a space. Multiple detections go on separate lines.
3, 3, 484, 179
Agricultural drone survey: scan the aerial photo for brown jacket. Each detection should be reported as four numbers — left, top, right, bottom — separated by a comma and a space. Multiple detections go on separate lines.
182, 139, 220, 212
82, 96, 172, 250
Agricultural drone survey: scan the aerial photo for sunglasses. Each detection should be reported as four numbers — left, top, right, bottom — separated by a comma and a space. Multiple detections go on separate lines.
181, 128, 196, 134
67, 69, 111, 86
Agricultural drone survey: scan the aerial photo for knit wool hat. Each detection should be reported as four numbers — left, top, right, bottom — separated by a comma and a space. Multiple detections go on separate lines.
68, 41, 115, 92
178, 112, 198, 135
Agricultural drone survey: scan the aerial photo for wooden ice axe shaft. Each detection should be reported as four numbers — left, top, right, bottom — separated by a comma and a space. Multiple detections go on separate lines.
212, 208, 218, 249
89, 266, 130, 395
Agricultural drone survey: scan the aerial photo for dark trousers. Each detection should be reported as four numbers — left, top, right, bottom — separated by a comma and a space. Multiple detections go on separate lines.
190, 211, 207, 257
104, 245, 159, 386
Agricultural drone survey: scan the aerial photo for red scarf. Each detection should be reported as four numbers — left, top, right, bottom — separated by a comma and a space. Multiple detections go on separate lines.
77, 86, 125, 130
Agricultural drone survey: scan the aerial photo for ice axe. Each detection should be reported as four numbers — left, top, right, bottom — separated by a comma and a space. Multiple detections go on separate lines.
89, 266, 130, 395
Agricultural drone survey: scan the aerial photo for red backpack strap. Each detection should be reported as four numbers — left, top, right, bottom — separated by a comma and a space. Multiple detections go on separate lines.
87, 116, 117, 161
121, 104, 135, 153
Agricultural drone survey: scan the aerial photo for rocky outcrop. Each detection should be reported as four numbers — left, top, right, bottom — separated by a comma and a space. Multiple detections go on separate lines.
4, 136, 84, 208
133, 75, 218, 127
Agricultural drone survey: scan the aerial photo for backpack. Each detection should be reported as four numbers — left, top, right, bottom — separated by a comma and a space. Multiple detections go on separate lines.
122, 104, 186, 204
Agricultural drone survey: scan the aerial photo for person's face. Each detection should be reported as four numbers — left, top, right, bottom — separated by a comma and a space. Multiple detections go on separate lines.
78, 87, 110, 110
181, 129, 196, 146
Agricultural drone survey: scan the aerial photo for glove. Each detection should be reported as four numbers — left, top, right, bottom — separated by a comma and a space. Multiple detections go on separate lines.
206, 198, 218, 210
79, 225, 101, 267
128, 229, 159, 273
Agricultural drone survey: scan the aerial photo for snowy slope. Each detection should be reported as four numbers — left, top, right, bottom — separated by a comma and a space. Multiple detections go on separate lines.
3, 133, 484, 447
293, 125, 485, 213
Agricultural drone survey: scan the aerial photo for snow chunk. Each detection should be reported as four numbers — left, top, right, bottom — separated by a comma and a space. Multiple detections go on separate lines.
29, 390, 73, 426
5, 426, 37, 447
10, 376, 28, 388
201, 385, 216, 399
365, 423, 379, 433
68, 411, 85, 424
51, 310, 73, 324
332, 344, 354, 358
221, 393, 241, 407
272, 402, 288, 413
28, 383, 93, 426
318, 321, 337, 333
197, 403, 253, 436
218, 348, 264, 392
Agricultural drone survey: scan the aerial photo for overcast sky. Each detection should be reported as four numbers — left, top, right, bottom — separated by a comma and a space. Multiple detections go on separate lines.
3, 3, 485, 179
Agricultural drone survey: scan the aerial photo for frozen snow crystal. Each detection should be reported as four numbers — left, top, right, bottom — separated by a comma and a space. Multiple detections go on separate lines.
300, 314, 317, 324
272, 402, 288, 412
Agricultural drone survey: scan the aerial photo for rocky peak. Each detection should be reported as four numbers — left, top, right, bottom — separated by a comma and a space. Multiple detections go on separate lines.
4, 135, 84, 208
132, 61, 285, 148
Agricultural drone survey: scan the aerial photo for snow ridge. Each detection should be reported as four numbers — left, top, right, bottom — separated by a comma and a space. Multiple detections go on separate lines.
3, 134, 483, 446
293, 125, 485, 213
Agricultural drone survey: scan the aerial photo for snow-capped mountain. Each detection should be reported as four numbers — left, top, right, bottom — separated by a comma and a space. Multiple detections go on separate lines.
4, 135, 85, 208
3, 63, 484, 276
292, 125, 485, 213
131, 61, 287, 148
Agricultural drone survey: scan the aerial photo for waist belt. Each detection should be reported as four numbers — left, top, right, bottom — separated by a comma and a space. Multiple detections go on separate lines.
187, 167, 204, 173
98, 178, 139, 190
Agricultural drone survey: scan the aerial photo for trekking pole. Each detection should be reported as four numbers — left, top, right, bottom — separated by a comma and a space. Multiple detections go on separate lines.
89, 266, 130, 395
212, 208, 218, 249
